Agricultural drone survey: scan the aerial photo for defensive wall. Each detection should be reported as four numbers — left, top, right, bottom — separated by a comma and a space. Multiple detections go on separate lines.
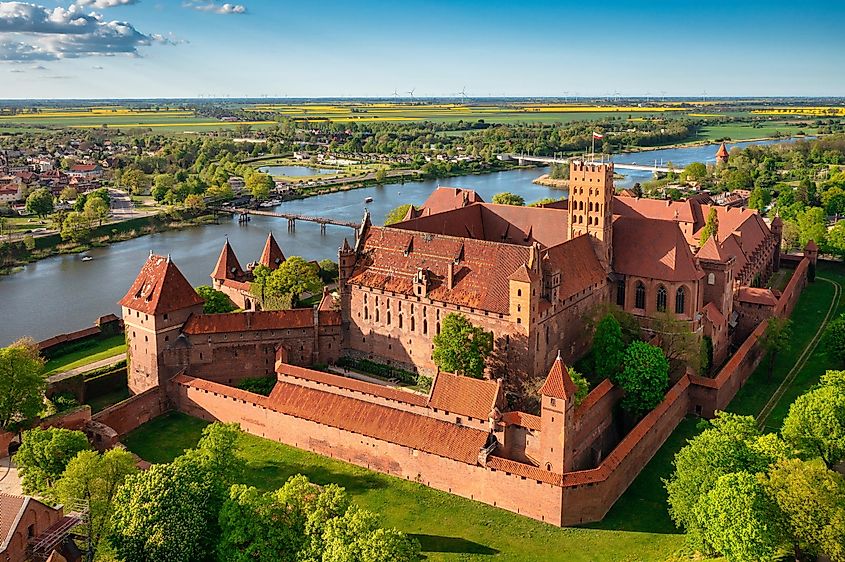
37, 314, 122, 357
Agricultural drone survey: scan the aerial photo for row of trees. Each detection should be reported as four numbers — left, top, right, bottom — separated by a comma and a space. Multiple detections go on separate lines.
665, 370, 845, 562
14, 423, 420, 562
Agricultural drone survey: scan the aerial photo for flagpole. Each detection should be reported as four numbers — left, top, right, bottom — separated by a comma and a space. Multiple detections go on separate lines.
591, 134, 595, 163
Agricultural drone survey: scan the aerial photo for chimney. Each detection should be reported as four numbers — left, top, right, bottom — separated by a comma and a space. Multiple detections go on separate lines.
447, 262, 454, 290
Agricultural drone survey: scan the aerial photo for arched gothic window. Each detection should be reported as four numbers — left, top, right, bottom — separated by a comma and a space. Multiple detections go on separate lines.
675, 287, 686, 314
635, 281, 646, 309
656, 285, 667, 312
616, 281, 626, 307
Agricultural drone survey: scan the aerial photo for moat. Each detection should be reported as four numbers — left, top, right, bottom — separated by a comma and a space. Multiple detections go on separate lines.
0, 138, 802, 344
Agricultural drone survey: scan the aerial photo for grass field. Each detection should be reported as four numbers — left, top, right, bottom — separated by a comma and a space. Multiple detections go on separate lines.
695, 122, 813, 141
121, 262, 844, 562
43, 334, 127, 374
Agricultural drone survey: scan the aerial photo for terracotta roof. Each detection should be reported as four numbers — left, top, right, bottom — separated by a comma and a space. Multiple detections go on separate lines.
539, 357, 578, 400
613, 196, 698, 225
736, 287, 778, 307
542, 236, 607, 300
211, 240, 245, 281
70, 164, 97, 172
720, 233, 748, 270
182, 308, 318, 334
697, 205, 770, 255
702, 302, 726, 325
171, 374, 490, 464
416, 186, 484, 215
487, 455, 561, 485
612, 217, 704, 282
259, 232, 285, 269
428, 371, 501, 420
276, 363, 429, 407
119, 255, 204, 315
500, 411, 541, 430
805, 240, 818, 251
349, 226, 533, 314
0, 493, 26, 549
696, 235, 731, 262
716, 142, 729, 158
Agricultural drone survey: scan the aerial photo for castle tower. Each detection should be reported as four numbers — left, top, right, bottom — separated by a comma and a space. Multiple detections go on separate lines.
538, 355, 578, 474
804, 240, 819, 282
258, 232, 285, 270
210, 238, 245, 289
716, 142, 729, 166
567, 160, 614, 271
120, 254, 205, 394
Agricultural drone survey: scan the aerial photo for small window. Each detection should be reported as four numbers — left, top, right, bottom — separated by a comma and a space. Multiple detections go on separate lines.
616, 281, 626, 307
708, 272, 715, 285
675, 287, 686, 314
657, 285, 667, 312
635, 281, 646, 309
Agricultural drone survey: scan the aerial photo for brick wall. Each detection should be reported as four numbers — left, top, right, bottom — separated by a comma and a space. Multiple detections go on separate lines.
0, 499, 63, 562
38, 405, 92, 431
571, 380, 622, 470
0, 430, 15, 457
92, 386, 168, 438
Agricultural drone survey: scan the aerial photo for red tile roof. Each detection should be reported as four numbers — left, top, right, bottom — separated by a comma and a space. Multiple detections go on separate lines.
539, 357, 578, 400
416, 186, 484, 216
486, 455, 561, 485
696, 235, 730, 262
736, 287, 778, 307
119, 255, 204, 315
702, 302, 726, 325
182, 308, 321, 334
0, 493, 25, 549
276, 363, 429, 407
612, 217, 704, 282
175, 374, 489, 464
500, 411, 541, 430
349, 226, 533, 314
542, 236, 607, 301
716, 142, 729, 158
259, 232, 285, 269
428, 371, 501, 420
211, 240, 245, 280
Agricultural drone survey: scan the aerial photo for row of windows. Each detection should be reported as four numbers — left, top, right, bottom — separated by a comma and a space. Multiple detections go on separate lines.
573, 200, 603, 213
617, 281, 687, 314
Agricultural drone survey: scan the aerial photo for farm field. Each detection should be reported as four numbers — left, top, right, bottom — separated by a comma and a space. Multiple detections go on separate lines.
694, 122, 814, 141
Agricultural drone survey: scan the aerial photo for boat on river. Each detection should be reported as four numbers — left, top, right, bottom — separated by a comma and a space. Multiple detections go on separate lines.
364, 197, 373, 204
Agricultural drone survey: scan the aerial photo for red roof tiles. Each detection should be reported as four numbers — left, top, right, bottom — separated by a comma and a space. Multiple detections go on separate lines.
500, 411, 541, 430
211, 240, 245, 281
736, 287, 778, 307
259, 232, 285, 269
119, 255, 204, 315
542, 236, 606, 301
0, 493, 25, 548
539, 357, 578, 400
486, 455, 561, 485
182, 308, 336, 334
612, 217, 704, 282
428, 371, 501, 420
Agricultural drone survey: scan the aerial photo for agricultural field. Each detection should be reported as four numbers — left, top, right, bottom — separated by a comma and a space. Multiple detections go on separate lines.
752, 106, 845, 117
694, 121, 815, 141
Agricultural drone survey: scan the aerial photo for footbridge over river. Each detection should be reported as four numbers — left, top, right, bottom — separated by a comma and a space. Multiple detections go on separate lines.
213, 206, 360, 234
501, 153, 676, 174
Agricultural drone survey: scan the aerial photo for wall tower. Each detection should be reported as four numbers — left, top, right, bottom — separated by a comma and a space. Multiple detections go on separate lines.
538, 355, 578, 474
567, 160, 614, 271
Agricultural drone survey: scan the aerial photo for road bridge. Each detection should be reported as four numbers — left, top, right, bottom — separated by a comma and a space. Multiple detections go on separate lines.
213, 206, 359, 234
502, 154, 676, 174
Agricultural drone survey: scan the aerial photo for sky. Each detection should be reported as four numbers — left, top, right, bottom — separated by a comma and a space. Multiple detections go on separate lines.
0, 0, 844, 99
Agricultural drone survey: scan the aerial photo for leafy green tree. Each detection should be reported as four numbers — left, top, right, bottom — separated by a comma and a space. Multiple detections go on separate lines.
247, 172, 273, 201
265, 256, 323, 307
592, 314, 625, 380
374, 168, 388, 184
83, 196, 109, 227
196, 285, 236, 314
491, 192, 525, 206
152, 173, 176, 202
318, 259, 339, 283
568, 367, 590, 406
682, 162, 707, 181
384, 204, 412, 225
665, 412, 787, 545
60, 211, 92, 243
760, 317, 792, 381
782, 374, 845, 467
699, 207, 719, 244
16, 427, 90, 494
797, 206, 827, 247
748, 186, 771, 211
694, 472, 787, 562
827, 222, 845, 260
822, 314, 845, 366
26, 188, 54, 218
184, 193, 206, 212
322, 504, 420, 562
59, 187, 78, 203
121, 168, 149, 195
55, 448, 138, 562
764, 458, 845, 562
432, 313, 493, 379
0, 338, 46, 430
822, 186, 845, 216
616, 341, 669, 417
548, 163, 569, 180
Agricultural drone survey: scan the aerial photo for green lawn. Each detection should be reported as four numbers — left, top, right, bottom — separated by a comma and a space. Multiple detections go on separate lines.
43, 334, 127, 374
695, 123, 813, 141
124, 412, 685, 562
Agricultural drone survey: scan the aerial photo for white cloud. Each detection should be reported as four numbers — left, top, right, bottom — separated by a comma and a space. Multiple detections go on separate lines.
184, 1, 246, 15
0, 1, 168, 61
74, 0, 138, 8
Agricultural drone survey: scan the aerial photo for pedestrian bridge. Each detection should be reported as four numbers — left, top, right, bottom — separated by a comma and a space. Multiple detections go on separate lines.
502, 154, 675, 174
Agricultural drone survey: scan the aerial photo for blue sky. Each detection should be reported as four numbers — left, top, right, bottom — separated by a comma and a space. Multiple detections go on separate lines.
1, 0, 843, 99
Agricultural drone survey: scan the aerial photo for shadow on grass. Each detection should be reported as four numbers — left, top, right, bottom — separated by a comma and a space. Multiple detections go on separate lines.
410, 534, 499, 556
241, 457, 388, 496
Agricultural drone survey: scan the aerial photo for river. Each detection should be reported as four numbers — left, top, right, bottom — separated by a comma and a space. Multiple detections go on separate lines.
0, 137, 805, 345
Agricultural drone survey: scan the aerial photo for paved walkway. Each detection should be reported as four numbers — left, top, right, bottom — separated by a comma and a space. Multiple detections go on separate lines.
0, 457, 22, 496
47, 354, 125, 384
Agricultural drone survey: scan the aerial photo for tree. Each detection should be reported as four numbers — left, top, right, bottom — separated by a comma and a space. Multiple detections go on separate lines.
264, 256, 323, 307
55, 448, 138, 562
374, 168, 388, 184
16, 427, 90, 495
699, 208, 719, 244
797, 206, 827, 247
782, 373, 845, 467
121, 168, 149, 195
0, 338, 46, 430
491, 192, 525, 206
59, 187, 78, 203
616, 341, 669, 417
247, 172, 273, 201
822, 186, 845, 216
592, 314, 625, 380
827, 222, 845, 260
60, 211, 92, 243
26, 188, 54, 218
83, 196, 109, 227
384, 204, 412, 225
432, 313, 493, 379
196, 285, 236, 314
568, 367, 590, 406
110, 423, 243, 562
764, 458, 845, 562
318, 259, 339, 283
548, 162, 569, 180
665, 412, 789, 547
822, 314, 845, 366
322, 504, 420, 562
748, 186, 771, 211
651, 312, 701, 374
184, 193, 206, 213
759, 317, 792, 381
683, 162, 707, 181
694, 472, 787, 562
152, 173, 176, 201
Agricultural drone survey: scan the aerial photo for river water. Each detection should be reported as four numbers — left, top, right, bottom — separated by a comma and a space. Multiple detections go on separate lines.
0, 138, 804, 344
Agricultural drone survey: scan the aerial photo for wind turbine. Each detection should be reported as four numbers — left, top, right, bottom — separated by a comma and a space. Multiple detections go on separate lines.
458, 86, 468, 103
392, 88, 400, 99
406, 88, 416, 99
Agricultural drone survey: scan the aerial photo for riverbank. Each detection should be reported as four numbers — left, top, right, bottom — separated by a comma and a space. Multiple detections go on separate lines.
532, 174, 568, 189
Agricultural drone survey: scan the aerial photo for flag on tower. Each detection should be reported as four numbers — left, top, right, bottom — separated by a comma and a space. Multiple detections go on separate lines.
593, 132, 604, 139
